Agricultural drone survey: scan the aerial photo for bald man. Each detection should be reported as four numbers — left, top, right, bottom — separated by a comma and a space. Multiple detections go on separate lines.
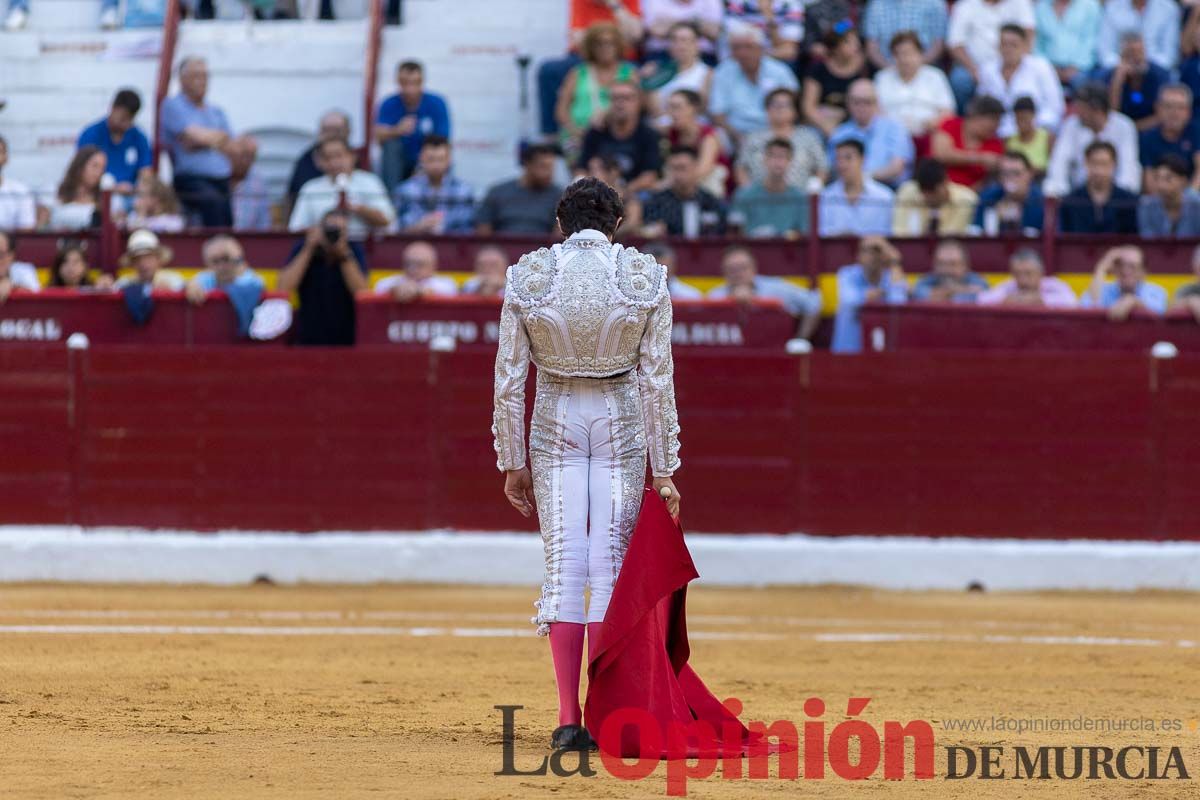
828, 78, 914, 188
375, 240, 458, 302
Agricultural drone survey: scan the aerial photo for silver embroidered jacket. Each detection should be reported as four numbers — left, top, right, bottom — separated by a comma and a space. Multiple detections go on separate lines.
492, 234, 682, 477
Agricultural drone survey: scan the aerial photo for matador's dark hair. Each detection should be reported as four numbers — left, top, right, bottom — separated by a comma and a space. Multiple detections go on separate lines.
556, 177, 624, 238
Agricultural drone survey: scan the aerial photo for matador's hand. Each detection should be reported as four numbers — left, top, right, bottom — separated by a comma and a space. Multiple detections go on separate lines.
504, 467, 536, 518
653, 477, 681, 521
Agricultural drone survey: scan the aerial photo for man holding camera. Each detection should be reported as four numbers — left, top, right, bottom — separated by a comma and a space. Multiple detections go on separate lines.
277, 209, 369, 346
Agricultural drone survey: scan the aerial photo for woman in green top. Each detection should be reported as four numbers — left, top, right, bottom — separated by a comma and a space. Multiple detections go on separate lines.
556, 22, 636, 157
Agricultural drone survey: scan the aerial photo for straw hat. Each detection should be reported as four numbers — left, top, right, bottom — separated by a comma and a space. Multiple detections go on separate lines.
119, 229, 173, 268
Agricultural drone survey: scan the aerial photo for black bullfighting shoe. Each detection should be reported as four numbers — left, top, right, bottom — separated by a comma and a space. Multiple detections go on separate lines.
550, 724, 597, 751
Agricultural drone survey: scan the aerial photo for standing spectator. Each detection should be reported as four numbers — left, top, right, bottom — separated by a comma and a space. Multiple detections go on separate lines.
289, 136, 395, 240
184, 234, 265, 335
947, 0, 1036, 113
663, 89, 730, 196
160, 57, 236, 228
1137, 154, 1200, 237
1058, 141, 1139, 234
49, 240, 111, 291
831, 235, 908, 354
0, 231, 38, 302
286, 111, 351, 216
972, 150, 1045, 234
818, 138, 895, 236
276, 209, 369, 346
735, 88, 826, 190
1139, 84, 1200, 186
642, 146, 726, 237
709, 24, 799, 143
892, 158, 979, 236
476, 144, 563, 235
556, 23, 637, 158
114, 229, 186, 291
730, 138, 809, 237
50, 146, 106, 230
1005, 96, 1051, 174
460, 246, 509, 298
642, 0, 722, 61
375, 61, 451, 189
1044, 84, 1141, 196
911, 240, 989, 303
1096, 0, 1180, 73
801, 26, 870, 139
576, 81, 663, 193
0, 135, 36, 231
978, 248, 1078, 307
1034, 0, 1102, 89
931, 95, 1006, 191
1171, 244, 1200, 322
862, 0, 949, 68
1107, 32, 1171, 131
828, 79, 915, 188
645, 22, 715, 118
641, 241, 704, 299
1080, 245, 1167, 318
978, 25, 1065, 138
230, 136, 271, 232
874, 31, 956, 137
393, 135, 475, 235
721, 1, 804, 62
707, 244, 822, 340
375, 241, 458, 301
126, 174, 185, 233
76, 89, 153, 210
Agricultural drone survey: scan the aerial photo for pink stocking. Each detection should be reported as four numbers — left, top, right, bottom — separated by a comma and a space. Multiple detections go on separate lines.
548, 622, 585, 726
587, 622, 603, 663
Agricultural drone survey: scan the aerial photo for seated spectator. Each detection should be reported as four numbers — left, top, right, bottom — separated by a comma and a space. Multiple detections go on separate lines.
978, 24, 1064, 138
978, 248, 1078, 307
576, 81, 663, 193
1080, 245, 1168, 319
799, 0, 855, 60
735, 88, 825, 190
874, 31, 955, 137
893, 158, 979, 236
946, 0, 1036, 112
286, 110, 351, 217
393, 135, 475, 235
556, 23, 637, 158
583, 154, 644, 232
707, 244, 821, 340
230, 136, 270, 232
831, 236, 908, 354
276, 209, 369, 346
642, 146, 726, 238
709, 23, 799, 144
1170, 243, 1200, 322
1182, 12, 1200, 126
721, 0, 803, 63
972, 150, 1045, 234
125, 174, 185, 233
49, 240, 111, 291
863, 0, 948, 69
160, 58, 236, 228
1139, 84, 1200, 188
1034, 0, 1102, 89
911, 240, 989, 303
1097, 0, 1180, 74
1107, 32, 1170, 131
0, 231, 39, 303
1044, 84, 1141, 196
818, 138, 895, 236
642, 2, 721, 62
460, 246, 508, 297
0, 135, 35, 230
289, 136, 395, 240
76, 89, 153, 210
829, 79, 915, 188
1059, 141, 1139, 233
375, 240, 458, 302
802, 25, 870, 138
184, 235, 265, 333
1005, 96, 1051, 175
114, 229, 186, 291
476, 144, 563, 235
641, 241, 703, 300
50, 146, 106, 230
931, 95, 1006, 191
663, 89, 729, 197
730, 138, 808, 238
645, 22, 715, 119
1137, 154, 1200, 237
375, 61, 451, 190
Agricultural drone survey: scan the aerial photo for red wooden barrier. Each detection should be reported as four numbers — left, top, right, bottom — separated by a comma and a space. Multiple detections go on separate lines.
3, 345, 1198, 540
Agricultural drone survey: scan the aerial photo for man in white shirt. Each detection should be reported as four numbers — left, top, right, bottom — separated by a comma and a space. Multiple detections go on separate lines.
0, 136, 36, 231
947, 0, 1036, 112
1044, 83, 1141, 196
289, 136, 396, 240
374, 240, 457, 302
978, 24, 1065, 137
0, 231, 39, 303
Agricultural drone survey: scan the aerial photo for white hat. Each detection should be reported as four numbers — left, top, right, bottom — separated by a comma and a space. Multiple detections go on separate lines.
120, 228, 173, 266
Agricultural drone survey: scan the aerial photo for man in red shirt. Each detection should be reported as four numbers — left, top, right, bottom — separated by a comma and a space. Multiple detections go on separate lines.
930, 95, 1005, 190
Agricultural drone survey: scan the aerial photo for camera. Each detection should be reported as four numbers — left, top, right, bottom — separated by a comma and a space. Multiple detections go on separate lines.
323, 225, 342, 244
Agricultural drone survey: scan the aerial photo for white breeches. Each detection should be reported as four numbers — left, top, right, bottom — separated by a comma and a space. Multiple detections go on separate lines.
529, 370, 647, 635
